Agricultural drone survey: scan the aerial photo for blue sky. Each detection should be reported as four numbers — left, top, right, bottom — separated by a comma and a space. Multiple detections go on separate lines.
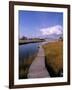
19, 10, 63, 38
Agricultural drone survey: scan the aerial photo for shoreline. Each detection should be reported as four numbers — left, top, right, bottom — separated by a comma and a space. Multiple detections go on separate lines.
19, 39, 45, 45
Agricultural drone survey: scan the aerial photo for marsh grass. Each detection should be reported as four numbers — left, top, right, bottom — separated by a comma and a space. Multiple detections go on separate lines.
43, 41, 63, 77
19, 53, 38, 79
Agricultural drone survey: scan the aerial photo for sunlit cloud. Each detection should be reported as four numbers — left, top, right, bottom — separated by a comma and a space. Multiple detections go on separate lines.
40, 25, 63, 35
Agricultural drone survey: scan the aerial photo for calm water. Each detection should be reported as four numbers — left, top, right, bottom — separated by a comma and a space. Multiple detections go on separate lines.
19, 43, 40, 64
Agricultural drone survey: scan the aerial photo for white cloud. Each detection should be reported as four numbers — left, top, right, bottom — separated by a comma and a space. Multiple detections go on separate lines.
40, 25, 63, 35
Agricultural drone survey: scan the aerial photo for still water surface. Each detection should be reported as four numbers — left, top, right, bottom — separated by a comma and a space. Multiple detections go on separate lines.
19, 43, 40, 64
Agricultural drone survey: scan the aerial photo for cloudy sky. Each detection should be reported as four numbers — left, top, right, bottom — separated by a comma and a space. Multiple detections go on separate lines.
19, 10, 63, 38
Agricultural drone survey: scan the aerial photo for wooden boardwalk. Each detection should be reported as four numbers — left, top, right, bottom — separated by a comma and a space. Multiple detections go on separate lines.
27, 45, 50, 78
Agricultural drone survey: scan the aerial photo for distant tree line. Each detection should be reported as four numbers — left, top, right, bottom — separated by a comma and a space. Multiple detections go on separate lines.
20, 36, 28, 40
20, 36, 45, 41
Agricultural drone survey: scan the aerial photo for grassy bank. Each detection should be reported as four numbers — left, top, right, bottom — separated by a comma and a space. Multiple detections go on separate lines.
19, 52, 38, 79
19, 39, 45, 45
43, 41, 63, 77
